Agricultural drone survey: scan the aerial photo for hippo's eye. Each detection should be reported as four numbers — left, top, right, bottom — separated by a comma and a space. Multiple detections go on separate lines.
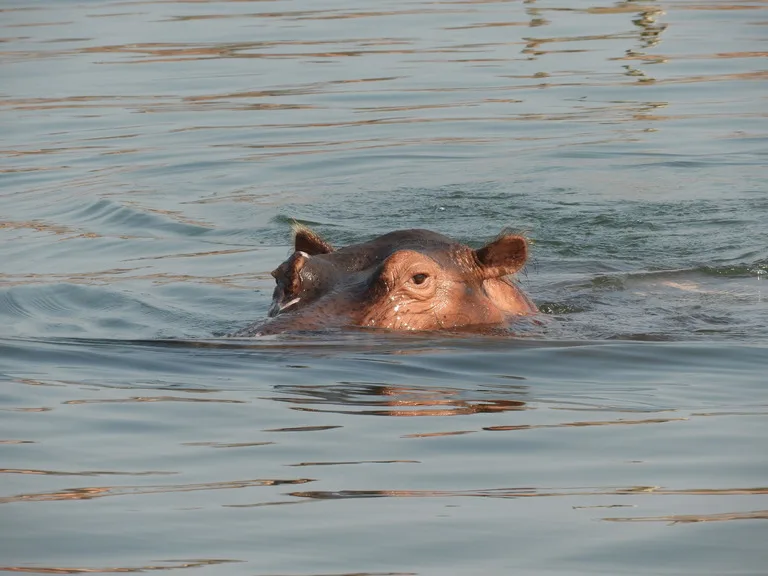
411, 273, 428, 285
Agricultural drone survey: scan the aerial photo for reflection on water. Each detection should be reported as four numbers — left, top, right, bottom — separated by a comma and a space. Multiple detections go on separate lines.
2, 0, 767, 575
61, 395, 247, 405
0, 468, 175, 477
288, 485, 768, 502
483, 416, 688, 431
1, 477, 315, 505
604, 509, 768, 524
0, 559, 243, 575
273, 383, 528, 417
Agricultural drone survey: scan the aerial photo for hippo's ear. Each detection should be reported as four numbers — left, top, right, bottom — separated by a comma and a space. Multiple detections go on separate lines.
293, 225, 334, 255
474, 234, 528, 279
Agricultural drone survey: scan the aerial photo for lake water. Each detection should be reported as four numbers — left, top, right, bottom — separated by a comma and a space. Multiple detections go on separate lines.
1, 0, 767, 574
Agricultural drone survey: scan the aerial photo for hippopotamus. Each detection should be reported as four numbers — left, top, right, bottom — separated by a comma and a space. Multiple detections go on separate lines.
231, 226, 536, 336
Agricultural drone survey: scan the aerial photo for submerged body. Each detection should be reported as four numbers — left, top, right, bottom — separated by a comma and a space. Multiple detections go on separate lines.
232, 227, 536, 336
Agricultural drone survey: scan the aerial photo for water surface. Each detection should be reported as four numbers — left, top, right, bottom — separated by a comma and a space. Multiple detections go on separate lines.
1, 0, 766, 574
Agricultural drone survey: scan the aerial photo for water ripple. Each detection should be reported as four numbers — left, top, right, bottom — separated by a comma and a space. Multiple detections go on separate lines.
0, 559, 242, 574
288, 486, 768, 501
0, 477, 315, 504
1, 1, 766, 573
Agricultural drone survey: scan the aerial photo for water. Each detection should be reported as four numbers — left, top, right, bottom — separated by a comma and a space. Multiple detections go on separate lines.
1, 0, 766, 574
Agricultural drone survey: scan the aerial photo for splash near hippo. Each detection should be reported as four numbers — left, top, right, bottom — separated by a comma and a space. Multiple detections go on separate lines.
231, 226, 536, 336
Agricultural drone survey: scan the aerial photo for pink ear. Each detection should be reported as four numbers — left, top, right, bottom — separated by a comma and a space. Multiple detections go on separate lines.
293, 226, 334, 255
474, 234, 528, 279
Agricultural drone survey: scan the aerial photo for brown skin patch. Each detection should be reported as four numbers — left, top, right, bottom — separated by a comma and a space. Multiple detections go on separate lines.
361, 250, 445, 330
232, 228, 536, 336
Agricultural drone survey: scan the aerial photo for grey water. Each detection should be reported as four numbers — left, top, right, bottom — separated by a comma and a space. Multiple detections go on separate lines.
1, 0, 767, 574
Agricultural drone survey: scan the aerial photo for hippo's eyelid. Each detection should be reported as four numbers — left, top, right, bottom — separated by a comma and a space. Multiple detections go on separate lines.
411, 273, 429, 285
270, 269, 279, 279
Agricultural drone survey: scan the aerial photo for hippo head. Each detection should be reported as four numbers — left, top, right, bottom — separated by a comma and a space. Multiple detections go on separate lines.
238, 226, 536, 335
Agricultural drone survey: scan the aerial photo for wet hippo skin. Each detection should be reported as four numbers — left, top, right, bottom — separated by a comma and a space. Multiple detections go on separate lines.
232, 226, 536, 336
